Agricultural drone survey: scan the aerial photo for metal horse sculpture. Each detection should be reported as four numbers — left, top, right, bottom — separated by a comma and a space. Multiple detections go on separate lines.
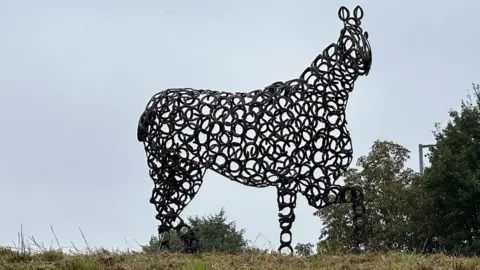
137, 6, 372, 254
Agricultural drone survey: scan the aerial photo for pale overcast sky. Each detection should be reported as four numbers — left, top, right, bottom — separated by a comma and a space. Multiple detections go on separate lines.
1, 0, 479, 252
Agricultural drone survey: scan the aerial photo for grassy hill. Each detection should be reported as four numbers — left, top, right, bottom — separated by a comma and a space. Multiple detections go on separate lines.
1, 247, 479, 270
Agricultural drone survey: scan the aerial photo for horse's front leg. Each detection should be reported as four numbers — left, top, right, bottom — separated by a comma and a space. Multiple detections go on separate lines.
337, 185, 367, 252
276, 179, 297, 255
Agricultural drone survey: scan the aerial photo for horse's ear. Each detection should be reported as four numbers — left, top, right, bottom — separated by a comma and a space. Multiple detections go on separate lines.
338, 6, 350, 22
353, 6, 364, 21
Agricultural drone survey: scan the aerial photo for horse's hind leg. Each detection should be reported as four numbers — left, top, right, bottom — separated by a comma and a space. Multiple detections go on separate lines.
147, 152, 206, 252
276, 179, 298, 255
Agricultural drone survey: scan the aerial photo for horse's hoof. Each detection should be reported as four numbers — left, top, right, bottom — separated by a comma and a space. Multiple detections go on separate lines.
349, 246, 361, 254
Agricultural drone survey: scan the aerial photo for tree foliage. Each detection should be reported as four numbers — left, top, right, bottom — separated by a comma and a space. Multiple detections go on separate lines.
294, 242, 314, 257
314, 140, 418, 253
143, 208, 248, 253
409, 83, 480, 255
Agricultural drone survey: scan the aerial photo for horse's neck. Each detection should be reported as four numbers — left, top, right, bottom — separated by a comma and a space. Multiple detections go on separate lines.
298, 46, 356, 104
299, 67, 353, 105
293, 48, 356, 140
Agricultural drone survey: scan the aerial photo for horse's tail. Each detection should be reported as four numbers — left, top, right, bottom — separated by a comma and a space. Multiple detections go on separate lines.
137, 110, 150, 142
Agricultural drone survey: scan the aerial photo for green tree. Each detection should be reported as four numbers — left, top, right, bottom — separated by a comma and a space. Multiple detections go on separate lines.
409, 84, 480, 255
142, 232, 183, 253
295, 242, 314, 257
314, 140, 418, 253
143, 208, 248, 253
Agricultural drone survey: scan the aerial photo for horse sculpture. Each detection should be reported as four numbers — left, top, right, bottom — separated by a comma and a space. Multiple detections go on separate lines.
137, 5, 372, 254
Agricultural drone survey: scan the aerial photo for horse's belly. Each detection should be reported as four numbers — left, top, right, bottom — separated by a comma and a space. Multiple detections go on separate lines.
208, 140, 305, 186
158, 90, 305, 185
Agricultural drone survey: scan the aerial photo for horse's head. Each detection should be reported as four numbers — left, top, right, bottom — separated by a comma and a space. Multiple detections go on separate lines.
335, 6, 372, 77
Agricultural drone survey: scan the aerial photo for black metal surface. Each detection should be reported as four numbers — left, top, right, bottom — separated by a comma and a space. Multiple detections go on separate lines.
137, 5, 371, 254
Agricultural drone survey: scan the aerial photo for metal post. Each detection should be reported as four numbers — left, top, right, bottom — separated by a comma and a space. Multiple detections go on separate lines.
419, 144, 424, 174
418, 143, 436, 174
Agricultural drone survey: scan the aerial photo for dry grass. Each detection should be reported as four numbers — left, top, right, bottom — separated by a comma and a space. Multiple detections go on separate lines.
2, 226, 479, 270
1, 247, 480, 270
